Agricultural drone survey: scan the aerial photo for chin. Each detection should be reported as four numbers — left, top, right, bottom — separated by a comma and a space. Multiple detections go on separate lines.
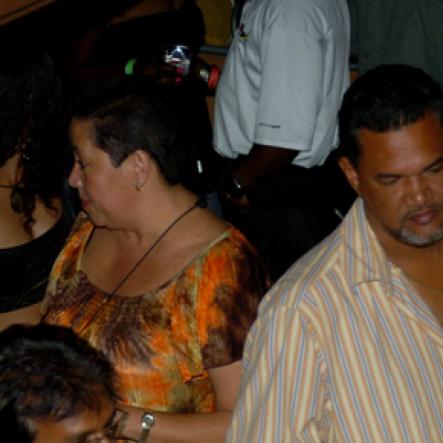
396, 227, 443, 247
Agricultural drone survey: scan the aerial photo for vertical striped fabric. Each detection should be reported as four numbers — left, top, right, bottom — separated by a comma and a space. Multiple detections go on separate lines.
226, 198, 443, 443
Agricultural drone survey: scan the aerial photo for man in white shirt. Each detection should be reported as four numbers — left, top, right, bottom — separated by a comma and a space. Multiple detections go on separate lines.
214, 0, 351, 280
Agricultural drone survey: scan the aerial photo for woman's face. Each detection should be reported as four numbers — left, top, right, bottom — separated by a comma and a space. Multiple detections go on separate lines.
69, 118, 134, 228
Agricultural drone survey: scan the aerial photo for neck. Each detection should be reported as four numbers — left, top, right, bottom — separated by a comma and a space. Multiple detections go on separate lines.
381, 234, 443, 290
0, 153, 21, 187
365, 209, 443, 269
389, 240, 443, 267
113, 184, 200, 246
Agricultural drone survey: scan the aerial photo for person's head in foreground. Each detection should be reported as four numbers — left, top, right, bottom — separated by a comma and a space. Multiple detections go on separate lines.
0, 324, 125, 443
338, 64, 443, 250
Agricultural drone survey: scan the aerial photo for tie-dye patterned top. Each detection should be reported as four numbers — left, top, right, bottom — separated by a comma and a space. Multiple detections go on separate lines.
42, 213, 270, 413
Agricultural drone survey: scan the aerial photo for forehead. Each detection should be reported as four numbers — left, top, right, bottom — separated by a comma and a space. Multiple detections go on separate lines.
32, 392, 114, 443
70, 118, 97, 150
356, 112, 443, 173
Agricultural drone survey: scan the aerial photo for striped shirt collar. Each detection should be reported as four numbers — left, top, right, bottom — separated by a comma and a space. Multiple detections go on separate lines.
340, 198, 393, 296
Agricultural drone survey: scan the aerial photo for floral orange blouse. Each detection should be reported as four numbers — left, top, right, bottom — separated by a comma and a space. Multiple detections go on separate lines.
42, 213, 270, 413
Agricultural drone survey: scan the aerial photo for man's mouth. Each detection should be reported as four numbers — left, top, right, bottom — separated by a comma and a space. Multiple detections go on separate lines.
406, 208, 439, 225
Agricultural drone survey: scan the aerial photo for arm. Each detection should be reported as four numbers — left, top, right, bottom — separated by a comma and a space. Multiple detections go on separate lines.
219, 144, 298, 212
227, 307, 327, 443
234, 144, 299, 190
220, 19, 328, 210
119, 360, 242, 443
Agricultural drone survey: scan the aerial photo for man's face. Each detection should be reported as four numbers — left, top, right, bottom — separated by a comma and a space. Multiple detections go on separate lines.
340, 112, 443, 248
32, 391, 117, 443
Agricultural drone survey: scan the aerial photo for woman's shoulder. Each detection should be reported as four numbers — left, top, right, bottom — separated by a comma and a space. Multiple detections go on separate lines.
203, 223, 260, 262
48, 212, 93, 274
69, 211, 92, 234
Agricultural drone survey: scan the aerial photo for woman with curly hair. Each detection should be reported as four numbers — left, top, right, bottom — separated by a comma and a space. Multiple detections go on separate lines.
0, 43, 74, 331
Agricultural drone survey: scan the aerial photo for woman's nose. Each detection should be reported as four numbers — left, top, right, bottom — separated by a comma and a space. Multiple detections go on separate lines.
68, 162, 81, 188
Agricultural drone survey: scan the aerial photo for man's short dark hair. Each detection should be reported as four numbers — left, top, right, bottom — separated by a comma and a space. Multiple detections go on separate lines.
0, 324, 118, 442
338, 64, 443, 165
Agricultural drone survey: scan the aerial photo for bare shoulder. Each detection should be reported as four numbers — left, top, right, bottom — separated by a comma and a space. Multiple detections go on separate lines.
186, 208, 230, 248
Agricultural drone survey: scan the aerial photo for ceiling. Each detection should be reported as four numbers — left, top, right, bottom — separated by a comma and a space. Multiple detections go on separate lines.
0, 0, 56, 26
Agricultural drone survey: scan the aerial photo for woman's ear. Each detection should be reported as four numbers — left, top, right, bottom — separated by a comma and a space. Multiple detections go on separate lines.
127, 150, 152, 191
338, 156, 361, 196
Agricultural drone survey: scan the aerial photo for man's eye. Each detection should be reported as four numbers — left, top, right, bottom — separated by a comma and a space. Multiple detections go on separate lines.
427, 163, 443, 174
378, 176, 400, 186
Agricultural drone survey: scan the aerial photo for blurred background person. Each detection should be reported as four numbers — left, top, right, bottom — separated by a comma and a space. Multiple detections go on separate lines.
0, 42, 75, 331
0, 323, 122, 443
348, 0, 443, 88
214, 0, 352, 281
42, 79, 270, 443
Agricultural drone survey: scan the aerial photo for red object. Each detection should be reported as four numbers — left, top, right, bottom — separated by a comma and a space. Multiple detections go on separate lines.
207, 65, 221, 91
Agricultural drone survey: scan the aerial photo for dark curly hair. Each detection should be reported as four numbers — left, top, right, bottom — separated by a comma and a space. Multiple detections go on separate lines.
0, 323, 118, 442
0, 43, 67, 233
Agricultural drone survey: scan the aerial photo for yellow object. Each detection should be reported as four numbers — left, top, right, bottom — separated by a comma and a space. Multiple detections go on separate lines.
197, 0, 232, 47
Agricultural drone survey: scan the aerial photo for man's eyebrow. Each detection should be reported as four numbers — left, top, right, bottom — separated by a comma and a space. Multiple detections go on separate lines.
375, 172, 401, 180
376, 156, 443, 180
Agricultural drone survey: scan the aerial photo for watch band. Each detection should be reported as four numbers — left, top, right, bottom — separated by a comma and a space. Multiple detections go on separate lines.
138, 412, 155, 443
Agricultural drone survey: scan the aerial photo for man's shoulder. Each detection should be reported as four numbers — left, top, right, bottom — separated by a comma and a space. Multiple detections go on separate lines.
259, 224, 346, 313
258, 199, 380, 318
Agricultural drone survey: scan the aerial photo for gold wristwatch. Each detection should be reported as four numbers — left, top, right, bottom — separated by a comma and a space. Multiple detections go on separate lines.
138, 412, 155, 443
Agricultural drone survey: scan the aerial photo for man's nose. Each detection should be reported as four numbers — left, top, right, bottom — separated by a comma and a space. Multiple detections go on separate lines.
405, 175, 431, 207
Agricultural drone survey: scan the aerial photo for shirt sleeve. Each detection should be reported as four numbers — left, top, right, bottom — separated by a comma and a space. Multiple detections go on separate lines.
226, 306, 330, 443
254, 23, 325, 153
196, 231, 271, 369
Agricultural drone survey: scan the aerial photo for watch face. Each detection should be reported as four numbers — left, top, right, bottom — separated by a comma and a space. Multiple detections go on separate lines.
141, 412, 155, 429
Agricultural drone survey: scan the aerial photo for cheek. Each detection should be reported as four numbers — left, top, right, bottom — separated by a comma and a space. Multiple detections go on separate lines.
361, 184, 404, 221
429, 175, 443, 198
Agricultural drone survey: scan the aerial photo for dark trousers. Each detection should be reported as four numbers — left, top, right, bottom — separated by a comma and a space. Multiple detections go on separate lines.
223, 158, 355, 281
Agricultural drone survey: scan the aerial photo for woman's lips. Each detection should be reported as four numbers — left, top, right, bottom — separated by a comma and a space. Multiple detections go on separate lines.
81, 198, 90, 209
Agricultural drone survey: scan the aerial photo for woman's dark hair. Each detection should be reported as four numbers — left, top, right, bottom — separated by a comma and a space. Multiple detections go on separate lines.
0, 324, 118, 442
338, 64, 443, 166
72, 78, 193, 185
0, 43, 67, 233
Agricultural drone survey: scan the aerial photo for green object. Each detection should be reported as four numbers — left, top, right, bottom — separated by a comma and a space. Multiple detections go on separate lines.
124, 58, 137, 75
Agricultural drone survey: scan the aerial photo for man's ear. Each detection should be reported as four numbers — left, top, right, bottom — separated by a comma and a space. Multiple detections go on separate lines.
338, 156, 361, 196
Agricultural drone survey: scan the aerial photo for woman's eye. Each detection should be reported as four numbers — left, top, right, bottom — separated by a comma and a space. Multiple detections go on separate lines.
76, 159, 87, 170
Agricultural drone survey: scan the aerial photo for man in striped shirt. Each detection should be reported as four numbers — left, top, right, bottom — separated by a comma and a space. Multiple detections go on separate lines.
226, 64, 443, 443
